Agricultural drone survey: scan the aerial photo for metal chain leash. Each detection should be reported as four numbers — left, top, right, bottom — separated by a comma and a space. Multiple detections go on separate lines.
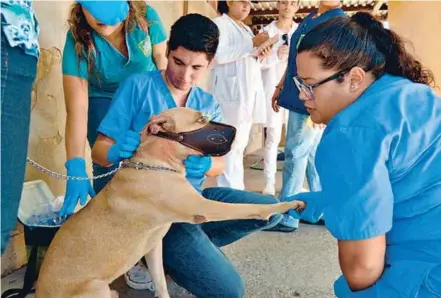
26, 157, 122, 181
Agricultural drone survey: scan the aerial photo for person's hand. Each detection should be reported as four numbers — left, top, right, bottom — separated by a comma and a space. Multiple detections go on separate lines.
60, 158, 96, 216
107, 130, 141, 164
252, 31, 269, 48
258, 45, 272, 62
285, 191, 324, 224
277, 45, 289, 60
184, 155, 212, 178
272, 86, 282, 113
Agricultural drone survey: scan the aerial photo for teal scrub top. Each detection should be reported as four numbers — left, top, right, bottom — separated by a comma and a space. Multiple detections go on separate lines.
313, 74, 441, 297
97, 70, 223, 192
61, 5, 167, 100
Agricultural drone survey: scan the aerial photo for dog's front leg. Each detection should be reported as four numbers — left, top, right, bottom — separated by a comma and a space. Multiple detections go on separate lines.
145, 240, 170, 298
170, 189, 305, 224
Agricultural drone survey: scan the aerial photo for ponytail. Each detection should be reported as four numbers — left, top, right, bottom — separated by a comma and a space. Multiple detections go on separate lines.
297, 12, 435, 87
351, 13, 434, 86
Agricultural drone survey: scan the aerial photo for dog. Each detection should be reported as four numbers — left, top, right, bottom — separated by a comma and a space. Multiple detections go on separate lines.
36, 107, 305, 298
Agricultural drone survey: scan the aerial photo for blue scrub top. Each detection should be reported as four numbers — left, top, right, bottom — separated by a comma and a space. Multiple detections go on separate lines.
61, 5, 167, 101
314, 74, 441, 297
98, 70, 222, 192
277, 8, 346, 114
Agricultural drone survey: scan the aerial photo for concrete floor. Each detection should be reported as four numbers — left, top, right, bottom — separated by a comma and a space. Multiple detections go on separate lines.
1, 152, 340, 297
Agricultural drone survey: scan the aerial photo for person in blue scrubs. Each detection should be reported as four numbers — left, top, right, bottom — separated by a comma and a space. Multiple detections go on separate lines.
92, 14, 283, 297
60, 0, 168, 291
60, 0, 167, 215
287, 12, 441, 297
267, 0, 346, 232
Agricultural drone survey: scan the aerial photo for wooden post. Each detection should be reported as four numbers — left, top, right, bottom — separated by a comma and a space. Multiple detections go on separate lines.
183, 0, 188, 15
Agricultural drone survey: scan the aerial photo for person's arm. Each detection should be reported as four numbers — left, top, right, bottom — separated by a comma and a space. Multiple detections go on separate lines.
146, 5, 168, 70
92, 76, 140, 166
213, 18, 268, 65
316, 127, 393, 292
91, 134, 115, 167
338, 236, 386, 291
64, 75, 89, 160
259, 27, 279, 70
62, 30, 90, 160
206, 157, 225, 177
272, 68, 287, 112
152, 42, 167, 70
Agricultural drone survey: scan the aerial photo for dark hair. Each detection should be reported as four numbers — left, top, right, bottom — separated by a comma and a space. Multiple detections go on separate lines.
298, 12, 435, 86
217, 1, 229, 14
168, 13, 219, 61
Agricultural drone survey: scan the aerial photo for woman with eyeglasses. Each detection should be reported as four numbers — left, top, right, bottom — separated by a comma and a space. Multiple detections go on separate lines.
286, 12, 441, 297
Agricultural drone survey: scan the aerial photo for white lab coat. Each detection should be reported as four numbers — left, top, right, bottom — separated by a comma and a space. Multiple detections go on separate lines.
260, 20, 297, 186
260, 20, 297, 128
210, 14, 266, 126
210, 14, 266, 190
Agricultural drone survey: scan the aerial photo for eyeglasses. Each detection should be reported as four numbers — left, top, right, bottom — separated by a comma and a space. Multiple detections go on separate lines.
293, 68, 350, 101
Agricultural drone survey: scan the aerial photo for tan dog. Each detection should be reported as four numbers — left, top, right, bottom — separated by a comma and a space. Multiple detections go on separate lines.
36, 107, 305, 298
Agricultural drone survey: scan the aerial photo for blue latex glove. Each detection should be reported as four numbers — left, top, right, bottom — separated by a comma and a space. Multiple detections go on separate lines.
286, 191, 324, 223
183, 155, 212, 178
107, 130, 141, 164
60, 158, 96, 216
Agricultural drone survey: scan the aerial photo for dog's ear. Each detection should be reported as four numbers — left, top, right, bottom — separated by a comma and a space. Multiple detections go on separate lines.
141, 114, 176, 135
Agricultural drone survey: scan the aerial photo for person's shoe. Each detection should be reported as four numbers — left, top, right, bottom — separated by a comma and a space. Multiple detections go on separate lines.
124, 261, 155, 291
263, 214, 298, 233
262, 183, 276, 196
300, 218, 326, 226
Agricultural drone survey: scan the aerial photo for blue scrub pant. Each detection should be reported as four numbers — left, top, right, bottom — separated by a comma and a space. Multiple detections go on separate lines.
1, 35, 38, 254
277, 111, 322, 228
334, 263, 441, 297
87, 97, 283, 297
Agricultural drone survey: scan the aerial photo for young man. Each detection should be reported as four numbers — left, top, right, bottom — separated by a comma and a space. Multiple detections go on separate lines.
260, 0, 299, 196
92, 14, 282, 297
268, 1, 346, 232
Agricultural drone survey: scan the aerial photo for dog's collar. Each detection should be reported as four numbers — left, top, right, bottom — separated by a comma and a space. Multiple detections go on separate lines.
122, 160, 178, 173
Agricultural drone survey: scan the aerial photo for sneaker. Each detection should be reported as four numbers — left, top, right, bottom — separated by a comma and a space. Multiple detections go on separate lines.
124, 261, 155, 291
263, 214, 298, 233
262, 183, 276, 196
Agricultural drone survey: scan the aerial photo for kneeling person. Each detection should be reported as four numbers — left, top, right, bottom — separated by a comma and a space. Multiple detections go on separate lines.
92, 13, 282, 297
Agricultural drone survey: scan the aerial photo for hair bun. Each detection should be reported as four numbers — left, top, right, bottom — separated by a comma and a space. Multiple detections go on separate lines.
351, 12, 384, 31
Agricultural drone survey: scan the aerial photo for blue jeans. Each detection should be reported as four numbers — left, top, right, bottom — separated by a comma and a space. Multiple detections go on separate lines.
163, 187, 282, 297
1, 35, 38, 254
279, 111, 322, 227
